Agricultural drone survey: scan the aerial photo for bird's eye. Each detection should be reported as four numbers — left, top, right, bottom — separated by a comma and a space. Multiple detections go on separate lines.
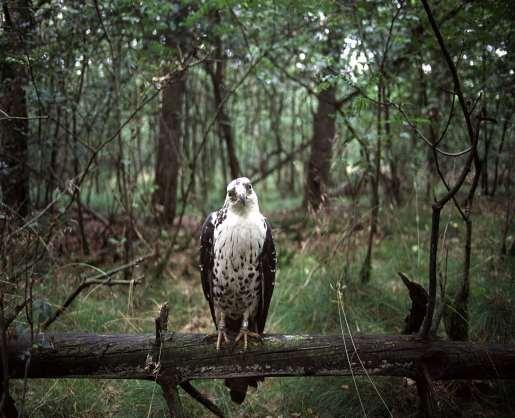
228, 189, 236, 198
246, 183, 252, 192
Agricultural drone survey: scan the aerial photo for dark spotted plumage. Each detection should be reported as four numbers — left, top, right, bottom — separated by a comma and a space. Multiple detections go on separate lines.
199, 177, 276, 404
214, 206, 227, 228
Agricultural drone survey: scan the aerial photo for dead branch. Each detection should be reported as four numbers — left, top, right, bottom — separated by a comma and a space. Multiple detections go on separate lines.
5, 333, 515, 381
155, 302, 169, 347
419, 0, 480, 338
41, 252, 154, 330
41, 276, 143, 331
399, 272, 428, 335
152, 304, 224, 417
179, 381, 224, 418
159, 377, 185, 418
153, 304, 185, 418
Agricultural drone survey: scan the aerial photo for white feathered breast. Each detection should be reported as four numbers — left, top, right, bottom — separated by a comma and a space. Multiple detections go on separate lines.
212, 212, 266, 320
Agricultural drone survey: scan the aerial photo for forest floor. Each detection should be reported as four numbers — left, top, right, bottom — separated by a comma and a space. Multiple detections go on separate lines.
11, 194, 515, 418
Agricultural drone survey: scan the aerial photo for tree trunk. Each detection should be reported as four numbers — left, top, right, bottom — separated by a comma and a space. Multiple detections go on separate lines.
491, 114, 510, 196
305, 85, 336, 211
446, 116, 482, 342
209, 68, 240, 180
360, 80, 383, 283
154, 72, 186, 224
383, 86, 402, 205
445, 219, 471, 341
206, 12, 240, 180
0, 0, 33, 219
45, 103, 61, 205
481, 125, 490, 196
5, 332, 515, 381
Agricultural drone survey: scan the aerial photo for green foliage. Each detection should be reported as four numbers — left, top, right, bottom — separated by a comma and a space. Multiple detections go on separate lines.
3, 0, 515, 416
11, 197, 514, 417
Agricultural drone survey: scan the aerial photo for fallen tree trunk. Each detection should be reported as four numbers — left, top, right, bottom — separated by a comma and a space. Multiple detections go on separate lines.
6, 333, 515, 382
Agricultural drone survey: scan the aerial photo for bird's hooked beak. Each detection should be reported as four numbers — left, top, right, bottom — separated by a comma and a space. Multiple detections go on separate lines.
235, 184, 247, 206
238, 192, 246, 206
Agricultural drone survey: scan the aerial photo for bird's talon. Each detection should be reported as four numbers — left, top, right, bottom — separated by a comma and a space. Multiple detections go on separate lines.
235, 329, 261, 351
216, 329, 230, 351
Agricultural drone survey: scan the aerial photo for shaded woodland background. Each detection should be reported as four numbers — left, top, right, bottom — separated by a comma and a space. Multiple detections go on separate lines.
1, 0, 514, 416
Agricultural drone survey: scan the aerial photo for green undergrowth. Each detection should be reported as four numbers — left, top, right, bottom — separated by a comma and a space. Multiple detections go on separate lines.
11, 198, 515, 417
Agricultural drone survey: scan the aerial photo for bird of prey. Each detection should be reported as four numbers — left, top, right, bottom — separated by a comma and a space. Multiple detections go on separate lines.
200, 177, 276, 403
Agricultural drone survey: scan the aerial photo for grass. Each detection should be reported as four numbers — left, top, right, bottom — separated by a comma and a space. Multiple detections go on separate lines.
11, 196, 515, 417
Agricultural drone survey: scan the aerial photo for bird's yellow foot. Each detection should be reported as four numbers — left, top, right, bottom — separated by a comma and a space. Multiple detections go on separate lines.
216, 328, 230, 351
235, 328, 261, 351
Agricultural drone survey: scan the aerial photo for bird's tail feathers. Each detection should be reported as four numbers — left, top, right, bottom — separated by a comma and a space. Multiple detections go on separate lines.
224, 377, 262, 404
224, 319, 263, 403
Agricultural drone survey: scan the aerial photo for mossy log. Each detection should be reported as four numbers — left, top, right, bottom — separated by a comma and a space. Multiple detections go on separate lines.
5, 333, 515, 381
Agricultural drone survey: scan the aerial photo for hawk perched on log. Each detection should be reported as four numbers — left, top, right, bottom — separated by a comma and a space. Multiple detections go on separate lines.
200, 177, 276, 403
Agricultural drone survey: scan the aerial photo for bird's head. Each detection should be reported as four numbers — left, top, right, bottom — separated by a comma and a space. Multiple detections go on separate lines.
225, 177, 259, 213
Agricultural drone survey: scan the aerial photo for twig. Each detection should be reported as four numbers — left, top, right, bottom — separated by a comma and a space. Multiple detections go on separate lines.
41, 253, 154, 330
60, 50, 204, 227
0, 108, 47, 121
432, 146, 467, 220
390, 101, 471, 157
252, 140, 311, 185
6, 185, 68, 241
152, 304, 224, 417
379, 0, 404, 71
93, 0, 115, 69
159, 377, 185, 418
420, 0, 475, 144
419, 0, 480, 338
160, 53, 266, 266
264, 52, 360, 108
75, 199, 111, 228
155, 303, 169, 347
41, 275, 143, 331
0, 295, 11, 415
84, 252, 154, 282
434, 93, 456, 147
3, 299, 31, 330
179, 381, 225, 418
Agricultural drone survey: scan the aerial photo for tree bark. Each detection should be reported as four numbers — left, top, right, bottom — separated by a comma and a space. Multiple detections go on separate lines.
383, 86, 402, 206
480, 124, 490, 196
360, 79, 383, 283
154, 72, 186, 224
445, 218, 471, 341
305, 85, 336, 211
0, 0, 34, 219
5, 333, 515, 381
419, 0, 481, 339
491, 114, 511, 196
206, 30, 240, 180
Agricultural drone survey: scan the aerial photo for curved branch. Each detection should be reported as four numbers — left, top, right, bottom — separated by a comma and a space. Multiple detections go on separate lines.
419, 0, 481, 338
41, 253, 154, 330
390, 102, 471, 157
420, 0, 475, 144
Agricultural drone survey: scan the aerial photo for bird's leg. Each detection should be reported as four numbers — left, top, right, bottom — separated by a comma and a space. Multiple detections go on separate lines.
216, 313, 230, 351
235, 317, 261, 351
